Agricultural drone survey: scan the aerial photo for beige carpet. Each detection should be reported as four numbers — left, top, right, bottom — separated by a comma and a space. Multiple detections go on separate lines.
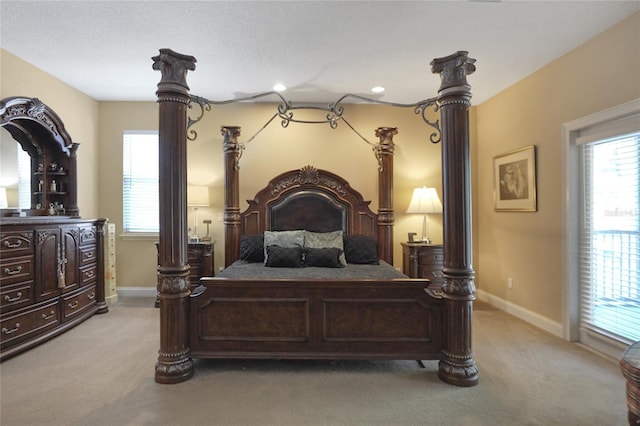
0, 298, 628, 426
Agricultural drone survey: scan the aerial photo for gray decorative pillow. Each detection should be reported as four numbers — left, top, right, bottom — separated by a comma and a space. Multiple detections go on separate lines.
239, 234, 264, 263
343, 235, 379, 264
305, 247, 344, 268
265, 245, 304, 268
304, 230, 346, 266
264, 230, 304, 265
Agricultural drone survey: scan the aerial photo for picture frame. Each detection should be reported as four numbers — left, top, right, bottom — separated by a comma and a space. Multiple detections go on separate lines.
493, 145, 537, 212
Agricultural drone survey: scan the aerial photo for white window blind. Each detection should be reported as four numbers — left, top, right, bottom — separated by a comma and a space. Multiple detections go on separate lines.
579, 131, 640, 343
123, 131, 159, 233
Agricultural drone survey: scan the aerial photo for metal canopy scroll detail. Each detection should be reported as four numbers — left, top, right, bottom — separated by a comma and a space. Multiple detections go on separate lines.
185, 91, 441, 168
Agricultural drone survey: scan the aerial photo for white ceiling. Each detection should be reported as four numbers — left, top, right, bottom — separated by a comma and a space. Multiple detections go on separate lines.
1, 1, 638, 105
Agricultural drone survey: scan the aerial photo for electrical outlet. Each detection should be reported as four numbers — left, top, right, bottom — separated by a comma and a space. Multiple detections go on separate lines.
507, 277, 513, 289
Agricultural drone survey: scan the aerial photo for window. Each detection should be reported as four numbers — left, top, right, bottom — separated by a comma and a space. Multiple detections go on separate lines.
580, 133, 640, 344
123, 131, 159, 234
563, 99, 640, 359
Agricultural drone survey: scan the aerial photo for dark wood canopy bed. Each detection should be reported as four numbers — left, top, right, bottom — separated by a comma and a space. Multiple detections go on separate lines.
152, 49, 478, 387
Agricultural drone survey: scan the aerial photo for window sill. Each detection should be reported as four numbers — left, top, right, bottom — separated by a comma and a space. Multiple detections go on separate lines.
120, 232, 159, 241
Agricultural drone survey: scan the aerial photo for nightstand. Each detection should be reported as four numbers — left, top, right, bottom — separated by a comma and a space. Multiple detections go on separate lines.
155, 241, 215, 307
401, 242, 444, 284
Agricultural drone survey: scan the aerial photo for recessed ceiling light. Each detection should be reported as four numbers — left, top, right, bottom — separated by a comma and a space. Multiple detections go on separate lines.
273, 83, 287, 92
371, 86, 385, 93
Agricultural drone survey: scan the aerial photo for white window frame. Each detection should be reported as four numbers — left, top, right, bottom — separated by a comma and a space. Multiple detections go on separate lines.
562, 98, 640, 359
122, 130, 159, 238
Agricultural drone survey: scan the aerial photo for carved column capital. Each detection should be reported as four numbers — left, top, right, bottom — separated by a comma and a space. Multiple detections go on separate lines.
152, 49, 197, 102
221, 125, 242, 140
374, 127, 398, 143
431, 51, 476, 95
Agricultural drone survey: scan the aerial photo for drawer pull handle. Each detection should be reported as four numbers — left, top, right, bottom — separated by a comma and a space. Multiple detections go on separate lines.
4, 292, 23, 302
2, 323, 20, 335
42, 310, 55, 321
3, 240, 22, 249
68, 301, 79, 309
87, 292, 96, 300
85, 252, 94, 258
4, 266, 23, 276
85, 270, 95, 279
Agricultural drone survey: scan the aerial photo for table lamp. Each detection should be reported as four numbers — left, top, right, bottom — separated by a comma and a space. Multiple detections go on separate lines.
406, 186, 443, 244
187, 185, 210, 242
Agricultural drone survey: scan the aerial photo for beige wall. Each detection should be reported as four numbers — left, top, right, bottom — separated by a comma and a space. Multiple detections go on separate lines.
475, 12, 640, 322
98, 101, 446, 287
1, 49, 101, 218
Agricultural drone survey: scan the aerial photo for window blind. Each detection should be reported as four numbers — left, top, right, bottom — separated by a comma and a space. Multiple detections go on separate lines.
123, 131, 159, 233
579, 132, 640, 343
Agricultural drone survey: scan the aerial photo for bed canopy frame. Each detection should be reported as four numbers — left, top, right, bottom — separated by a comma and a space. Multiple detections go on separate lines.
151, 49, 477, 386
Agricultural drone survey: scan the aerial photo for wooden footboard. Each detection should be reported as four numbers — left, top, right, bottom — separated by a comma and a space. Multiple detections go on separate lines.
189, 278, 445, 360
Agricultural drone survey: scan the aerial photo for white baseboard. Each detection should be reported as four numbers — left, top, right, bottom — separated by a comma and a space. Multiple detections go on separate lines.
476, 289, 563, 338
116, 287, 157, 298
105, 293, 119, 305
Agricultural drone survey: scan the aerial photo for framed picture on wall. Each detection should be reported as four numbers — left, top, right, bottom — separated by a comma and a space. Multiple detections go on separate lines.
493, 145, 537, 212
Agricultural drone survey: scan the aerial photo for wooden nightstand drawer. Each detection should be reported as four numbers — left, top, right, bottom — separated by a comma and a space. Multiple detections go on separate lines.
401, 243, 444, 283
418, 249, 443, 265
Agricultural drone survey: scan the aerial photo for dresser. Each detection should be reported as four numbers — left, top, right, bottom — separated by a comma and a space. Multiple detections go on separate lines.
0, 218, 108, 361
155, 241, 215, 307
400, 242, 444, 285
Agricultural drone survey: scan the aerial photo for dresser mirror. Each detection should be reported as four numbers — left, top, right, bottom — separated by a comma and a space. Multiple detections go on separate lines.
0, 97, 79, 217
1, 127, 29, 209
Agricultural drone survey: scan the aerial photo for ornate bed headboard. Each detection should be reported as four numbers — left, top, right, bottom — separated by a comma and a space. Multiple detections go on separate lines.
240, 166, 377, 236
222, 126, 397, 267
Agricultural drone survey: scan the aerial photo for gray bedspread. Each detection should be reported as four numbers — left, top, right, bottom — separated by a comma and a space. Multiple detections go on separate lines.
217, 260, 408, 280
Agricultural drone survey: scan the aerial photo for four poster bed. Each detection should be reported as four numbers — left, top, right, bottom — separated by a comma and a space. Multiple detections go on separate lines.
152, 49, 478, 387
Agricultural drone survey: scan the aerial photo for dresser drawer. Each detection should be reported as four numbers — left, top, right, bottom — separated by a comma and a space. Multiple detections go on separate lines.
0, 283, 34, 313
79, 226, 97, 246
62, 285, 97, 321
80, 264, 97, 286
0, 256, 35, 286
79, 246, 97, 266
0, 231, 34, 259
0, 300, 59, 348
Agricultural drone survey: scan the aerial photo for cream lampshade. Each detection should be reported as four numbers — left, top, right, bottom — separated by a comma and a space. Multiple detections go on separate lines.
187, 185, 210, 241
406, 186, 443, 244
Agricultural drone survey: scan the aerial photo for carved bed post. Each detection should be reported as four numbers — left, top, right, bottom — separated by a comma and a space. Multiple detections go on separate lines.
222, 126, 242, 267
431, 51, 479, 387
375, 127, 396, 265
152, 49, 197, 384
